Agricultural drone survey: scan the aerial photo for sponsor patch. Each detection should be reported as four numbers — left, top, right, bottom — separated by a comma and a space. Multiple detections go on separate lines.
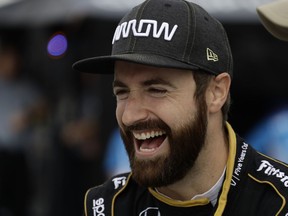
112, 176, 127, 189
92, 198, 105, 216
257, 160, 288, 187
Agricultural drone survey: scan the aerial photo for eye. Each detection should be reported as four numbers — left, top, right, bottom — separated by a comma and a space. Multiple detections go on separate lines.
147, 87, 167, 97
113, 88, 129, 100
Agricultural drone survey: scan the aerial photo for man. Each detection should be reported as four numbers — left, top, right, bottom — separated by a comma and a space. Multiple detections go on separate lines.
73, 0, 288, 215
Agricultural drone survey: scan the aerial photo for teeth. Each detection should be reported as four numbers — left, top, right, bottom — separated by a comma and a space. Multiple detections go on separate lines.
140, 146, 156, 152
133, 130, 166, 140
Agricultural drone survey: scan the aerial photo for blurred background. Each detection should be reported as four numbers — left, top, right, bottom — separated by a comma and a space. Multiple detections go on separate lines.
0, 0, 288, 215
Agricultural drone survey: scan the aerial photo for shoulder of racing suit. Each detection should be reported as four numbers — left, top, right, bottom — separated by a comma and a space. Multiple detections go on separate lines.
225, 136, 288, 215
83, 172, 132, 216
251, 150, 288, 194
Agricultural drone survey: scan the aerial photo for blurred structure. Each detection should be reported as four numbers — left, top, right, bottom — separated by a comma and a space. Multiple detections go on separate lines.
46, 72, 106, 216
0, 31, 47, 216
103, 127, 130, 178
0, 0, 138, 27
245, 0, 288, 163
0, 0, 281, 27
247, 107, 288, 163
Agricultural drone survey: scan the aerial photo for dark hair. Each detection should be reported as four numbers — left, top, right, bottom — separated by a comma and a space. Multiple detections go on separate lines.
193, 71, 231, 124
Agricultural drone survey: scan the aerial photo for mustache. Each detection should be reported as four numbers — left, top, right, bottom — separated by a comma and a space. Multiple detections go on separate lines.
123, 119, 170, 132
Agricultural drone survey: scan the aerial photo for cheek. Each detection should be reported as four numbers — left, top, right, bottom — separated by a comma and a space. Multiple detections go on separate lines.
115, 103, 124, 125
164, 100, 197, 128
168, 97, 196, 115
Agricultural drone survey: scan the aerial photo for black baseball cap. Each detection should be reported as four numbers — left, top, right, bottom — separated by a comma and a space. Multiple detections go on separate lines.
73, 0, 233, 77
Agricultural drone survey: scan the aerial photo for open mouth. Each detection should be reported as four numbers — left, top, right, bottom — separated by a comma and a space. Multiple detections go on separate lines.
133, 130, 167, 153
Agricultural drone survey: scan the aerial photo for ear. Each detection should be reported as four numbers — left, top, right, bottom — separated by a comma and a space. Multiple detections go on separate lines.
207, 73, 231, 113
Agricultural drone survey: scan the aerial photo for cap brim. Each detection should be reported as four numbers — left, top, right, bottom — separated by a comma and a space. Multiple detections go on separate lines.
73, 53, 200, 74
257, 0, 288, 41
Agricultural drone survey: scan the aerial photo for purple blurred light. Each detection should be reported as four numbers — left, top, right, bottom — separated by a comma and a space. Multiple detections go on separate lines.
47, 33, 68, 57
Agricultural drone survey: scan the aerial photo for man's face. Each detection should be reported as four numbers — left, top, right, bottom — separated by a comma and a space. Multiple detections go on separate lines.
113, 61, 208, 187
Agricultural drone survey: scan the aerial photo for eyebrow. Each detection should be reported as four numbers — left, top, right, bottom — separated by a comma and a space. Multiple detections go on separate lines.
113, 77, 176, 89
113, 80, 127, 88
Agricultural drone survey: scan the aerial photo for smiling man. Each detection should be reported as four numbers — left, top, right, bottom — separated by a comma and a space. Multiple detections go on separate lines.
112, 61, 229, 196
73, 0, 288, 215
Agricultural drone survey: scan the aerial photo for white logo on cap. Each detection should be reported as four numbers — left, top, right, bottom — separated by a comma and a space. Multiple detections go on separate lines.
207, 48, 218, 62
112, 19, 178, 44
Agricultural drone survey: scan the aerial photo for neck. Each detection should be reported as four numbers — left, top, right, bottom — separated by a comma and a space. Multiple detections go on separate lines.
156, 123, 229, 201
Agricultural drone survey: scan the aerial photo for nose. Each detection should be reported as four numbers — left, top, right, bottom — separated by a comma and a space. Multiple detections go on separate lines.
120, 92, 149, 127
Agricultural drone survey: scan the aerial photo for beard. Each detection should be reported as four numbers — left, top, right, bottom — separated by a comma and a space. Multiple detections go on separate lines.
119, 98, 208, 188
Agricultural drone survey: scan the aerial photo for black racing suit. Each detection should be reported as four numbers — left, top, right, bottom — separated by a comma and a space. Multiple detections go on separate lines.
84, 123, 288, 216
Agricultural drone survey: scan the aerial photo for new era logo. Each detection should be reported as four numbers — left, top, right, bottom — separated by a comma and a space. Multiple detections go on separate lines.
207, 48, 218, 62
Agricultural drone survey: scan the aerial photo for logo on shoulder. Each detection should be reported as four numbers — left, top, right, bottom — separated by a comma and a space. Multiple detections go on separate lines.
92, 198, 105, 216
139, 207, 161, 216
257, 160, 288, 187
231, 142, 248, 186
112, 176, 127, 189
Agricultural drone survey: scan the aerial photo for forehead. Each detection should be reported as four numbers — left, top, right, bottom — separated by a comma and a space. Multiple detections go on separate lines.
114, 61, 194, 83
